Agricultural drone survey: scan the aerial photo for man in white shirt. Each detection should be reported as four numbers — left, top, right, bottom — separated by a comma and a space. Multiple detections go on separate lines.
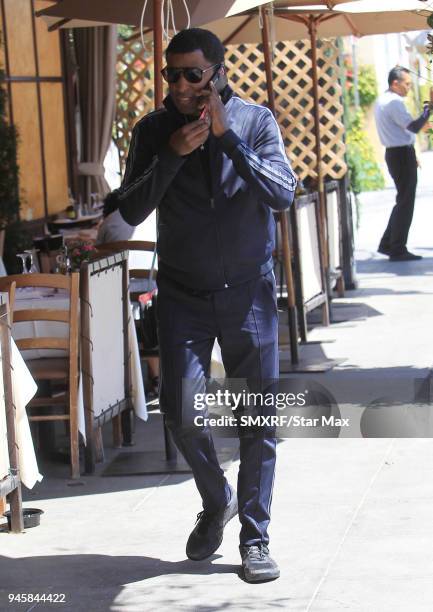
374, 66, 430, 261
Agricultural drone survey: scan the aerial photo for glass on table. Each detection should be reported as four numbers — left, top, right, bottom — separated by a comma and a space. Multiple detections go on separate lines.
16, 252, 28, 274
55, 248, 71, 275
90, 192, 101, 211
15, 252, 39, 292
24, 250, 39, 273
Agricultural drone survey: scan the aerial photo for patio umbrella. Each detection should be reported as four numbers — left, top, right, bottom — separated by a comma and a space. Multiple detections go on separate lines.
338, 0, 430, 13
41, 17, 111, 31
37, 1, 275, 106
206, 2, 429, 42
36, 0, 272, 29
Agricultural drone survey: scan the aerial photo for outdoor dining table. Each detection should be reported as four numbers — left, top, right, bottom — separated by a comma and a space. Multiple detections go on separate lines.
0, 335, 42, 490
12, 287, 148, 443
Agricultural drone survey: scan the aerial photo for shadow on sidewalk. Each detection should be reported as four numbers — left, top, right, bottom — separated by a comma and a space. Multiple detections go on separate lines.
348, 287, 432, 297
280, 364, 432, 438
356, 256, 433, 279
19, 412, 240, 503
0, 553, 243, 609
18, 412, 197, 502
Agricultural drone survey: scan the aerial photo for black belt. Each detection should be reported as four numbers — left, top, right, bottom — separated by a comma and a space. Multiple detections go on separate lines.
386, 145, 414, 150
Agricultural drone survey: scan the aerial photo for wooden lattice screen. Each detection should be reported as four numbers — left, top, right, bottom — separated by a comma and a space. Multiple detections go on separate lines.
115, 36, 346, 181
115, 36, 164, 169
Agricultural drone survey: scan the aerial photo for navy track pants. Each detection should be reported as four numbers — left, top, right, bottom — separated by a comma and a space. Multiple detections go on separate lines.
157, 270, 278, 546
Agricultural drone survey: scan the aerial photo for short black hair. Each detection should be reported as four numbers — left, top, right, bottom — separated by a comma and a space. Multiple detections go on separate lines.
388, 66, 410, 87
165, 28, 225, 64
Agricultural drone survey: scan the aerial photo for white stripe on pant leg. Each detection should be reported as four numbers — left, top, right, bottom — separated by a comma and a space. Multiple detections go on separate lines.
267, 453, 276, 517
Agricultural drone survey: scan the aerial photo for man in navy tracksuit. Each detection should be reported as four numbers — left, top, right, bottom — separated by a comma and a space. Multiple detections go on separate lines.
114, 28, 296, 582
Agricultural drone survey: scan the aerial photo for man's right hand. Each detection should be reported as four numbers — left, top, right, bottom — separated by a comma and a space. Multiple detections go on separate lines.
168, 120, 210, 157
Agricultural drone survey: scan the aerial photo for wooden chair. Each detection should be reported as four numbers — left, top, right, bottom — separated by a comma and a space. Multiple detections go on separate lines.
0, 273, 80, 479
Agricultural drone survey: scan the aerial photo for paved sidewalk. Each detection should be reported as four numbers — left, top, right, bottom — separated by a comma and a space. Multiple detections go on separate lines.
1, 153, 433, 611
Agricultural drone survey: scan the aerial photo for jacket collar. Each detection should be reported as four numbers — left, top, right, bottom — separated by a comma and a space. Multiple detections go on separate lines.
163, 84, 235, 120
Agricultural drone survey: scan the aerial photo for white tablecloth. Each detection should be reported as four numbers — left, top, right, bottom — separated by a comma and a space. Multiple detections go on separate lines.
13, 289, 147, 442
0, 339, 42, 489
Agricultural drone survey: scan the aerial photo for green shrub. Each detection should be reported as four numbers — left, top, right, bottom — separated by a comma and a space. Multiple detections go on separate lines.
347, 64, 378, 109
343, 58, 384, 193
346, 110, 385, 194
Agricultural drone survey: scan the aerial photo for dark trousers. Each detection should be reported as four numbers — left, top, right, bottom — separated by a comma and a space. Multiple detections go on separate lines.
157, 270, 278, 546
379, 145, 417, 255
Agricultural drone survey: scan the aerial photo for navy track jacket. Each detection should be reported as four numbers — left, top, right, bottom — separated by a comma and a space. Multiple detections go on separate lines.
115, 86, 297, 291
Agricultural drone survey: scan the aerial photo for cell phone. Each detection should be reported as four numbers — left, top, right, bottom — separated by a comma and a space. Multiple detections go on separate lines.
198, 66, 227, 121
207, 65, 227, 94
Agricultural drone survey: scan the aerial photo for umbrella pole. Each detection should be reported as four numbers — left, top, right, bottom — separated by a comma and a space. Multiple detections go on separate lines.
153, 0, 177, 463
308, 16, 330, 325
153, 0, 164, 108
260, 5, 299, 365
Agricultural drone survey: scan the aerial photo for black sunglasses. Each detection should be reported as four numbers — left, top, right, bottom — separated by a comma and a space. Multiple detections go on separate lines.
161, 63, 221, 84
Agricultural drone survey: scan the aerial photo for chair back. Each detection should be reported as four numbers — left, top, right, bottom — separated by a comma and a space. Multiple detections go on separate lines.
0, 273, 80, 389
0, 273, 81, 478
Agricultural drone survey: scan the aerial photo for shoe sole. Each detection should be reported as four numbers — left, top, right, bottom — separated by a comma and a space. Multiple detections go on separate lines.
186, 495, 238, 561
389, 257, 422, 261
243, 567, 280, 582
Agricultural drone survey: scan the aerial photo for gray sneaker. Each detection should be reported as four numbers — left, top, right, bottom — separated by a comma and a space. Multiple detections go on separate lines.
240, 544, 280, 582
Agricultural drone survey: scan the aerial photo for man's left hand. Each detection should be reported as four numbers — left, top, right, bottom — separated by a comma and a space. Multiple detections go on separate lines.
197, 81, 229, 138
